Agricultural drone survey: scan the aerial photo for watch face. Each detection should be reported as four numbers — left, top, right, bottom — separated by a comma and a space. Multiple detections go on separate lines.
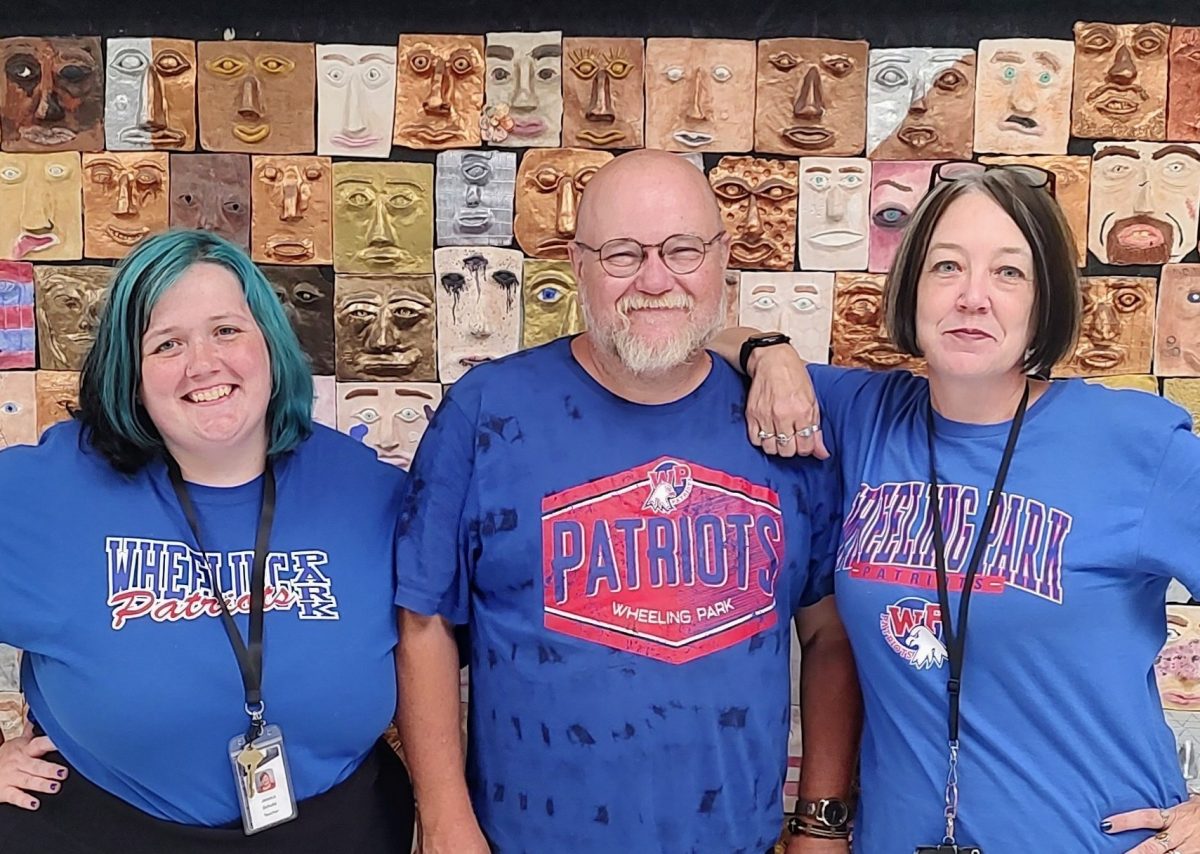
820, 799, 850, 826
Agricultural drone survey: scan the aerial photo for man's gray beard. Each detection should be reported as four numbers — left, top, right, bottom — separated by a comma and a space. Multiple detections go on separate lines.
580, 286, 729, 376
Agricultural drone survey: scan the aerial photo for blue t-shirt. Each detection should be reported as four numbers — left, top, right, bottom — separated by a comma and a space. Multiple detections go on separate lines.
810, 365, 1200, 854
0, 421, 403, 825
395, 337, 841, 854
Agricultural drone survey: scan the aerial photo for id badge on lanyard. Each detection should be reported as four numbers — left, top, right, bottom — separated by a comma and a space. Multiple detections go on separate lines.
168, 459, 298, 834
915, 381, 1030, 854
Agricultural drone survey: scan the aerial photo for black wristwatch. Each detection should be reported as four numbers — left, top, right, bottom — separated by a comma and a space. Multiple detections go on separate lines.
738, 332, 791, 376
789, 797, 854, 831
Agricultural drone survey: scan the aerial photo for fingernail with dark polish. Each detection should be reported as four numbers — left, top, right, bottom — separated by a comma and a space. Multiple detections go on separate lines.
1100, 821, 1112, 832
57, 769, 66, 778
29, 800, 38, 809
49, 782, 58, 792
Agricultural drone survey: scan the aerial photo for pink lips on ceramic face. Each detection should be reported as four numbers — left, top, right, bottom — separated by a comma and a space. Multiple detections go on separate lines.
12, 232, 59, 259
508, 117, 547, 137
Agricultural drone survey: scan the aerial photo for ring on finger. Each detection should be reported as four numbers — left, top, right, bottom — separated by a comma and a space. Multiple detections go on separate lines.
776, 433, 793, 443
1156, 831, 1172, 850
757, 430, 772, 440
796, 424, 821, 439
1160, 807, 1172, 829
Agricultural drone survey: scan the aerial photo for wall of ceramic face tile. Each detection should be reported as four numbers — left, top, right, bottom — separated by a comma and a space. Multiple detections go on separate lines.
5, 1, 1200, 823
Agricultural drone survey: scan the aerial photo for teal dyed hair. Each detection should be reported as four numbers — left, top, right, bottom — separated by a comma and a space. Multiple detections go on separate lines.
78, 229, 313, 472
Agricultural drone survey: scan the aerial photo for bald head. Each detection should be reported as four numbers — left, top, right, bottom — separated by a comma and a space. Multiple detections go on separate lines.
575, 149, 724, 246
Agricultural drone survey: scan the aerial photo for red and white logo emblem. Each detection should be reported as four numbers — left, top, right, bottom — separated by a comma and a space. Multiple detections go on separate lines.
880, 596, 947, 670
541, 456, 785, 664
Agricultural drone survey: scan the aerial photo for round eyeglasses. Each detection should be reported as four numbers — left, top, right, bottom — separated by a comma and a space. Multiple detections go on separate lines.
930, 161, 1057, 197
573, 232, 726, 277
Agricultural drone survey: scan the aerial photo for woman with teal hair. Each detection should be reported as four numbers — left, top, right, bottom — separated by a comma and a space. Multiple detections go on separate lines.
0, 230, 414, 853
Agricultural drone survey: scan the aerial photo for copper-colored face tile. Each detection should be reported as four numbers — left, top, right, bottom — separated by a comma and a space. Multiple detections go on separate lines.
1054, 276, 1156, 377
754, 38, 867, 157
394, 35, 484, 150
1155, 264, 1200, 377
197, 41, 315, 154
168, 153, 251, 247
866, 48, 976, 160
250, 155, 332, 265
561, 37, 644, 150
709, 156, 798, 270
0, 152, 83, 261
82, 152, 169, 258
831, 271, 923, 372
513, 148, 613, 260
34, 264, 109, 371
1071, 22, 1168, 140
644, 38, 756, 154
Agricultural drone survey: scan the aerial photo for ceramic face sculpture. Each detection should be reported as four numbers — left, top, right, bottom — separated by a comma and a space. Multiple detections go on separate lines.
434, 149, 515, 246
394, 35, 484, 150
1155, 264, 1200, 376
434, 247, 522, 382
168, 153, 250, 247
34, 264, 108, 371
738, 271, 835, 364
483, 31, 562, 148
197, 41, 315, 154
1158, 606, 1200, 711
250, 155, 332, 265
0, 371, 36, 448
82, 152, 169, 258
334, 273, 437, 382
867, 160, 938, 274
1072, 22, 1168, 141
333, 162, 433, 274
263, 266, 335, 375
798, 157, 870, 271
0, 37, 104, 152
1169, 28, 1200, 142
973, 39, 1074, 155
979, 154, 1091, 266
708, 156, 798, 270
316, 44, 397, 158
644, 38, 756, 153
35, 369, 78, 435
1164, 380, 1200, 437
1055, 276, 1155, 377
0, 262, 34, 369
311, 374, 336, 428
337, 381, 441, 469
513, 148, 612, 260
754, 38, 868, 157
561, 36, 644, 149
0, 152, 82, 261
105, 38, 196, 151
832, 271, 920, 370
522, 259, 580, 348
1089, 142, 1200, 266
866, 48, 976, 160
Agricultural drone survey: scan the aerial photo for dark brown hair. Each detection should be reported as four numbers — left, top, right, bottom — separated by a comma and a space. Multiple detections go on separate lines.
884, 169, 1080, 377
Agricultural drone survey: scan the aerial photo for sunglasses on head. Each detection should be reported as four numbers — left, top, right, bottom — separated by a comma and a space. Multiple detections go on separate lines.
929, 161, 1057, 197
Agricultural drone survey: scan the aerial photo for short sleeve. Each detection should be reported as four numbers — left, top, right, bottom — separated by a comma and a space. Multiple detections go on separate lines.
807, 364, 888, 458
1138, 425, 1200, 594
796, 456, 844, 609
393, 397, 477, 625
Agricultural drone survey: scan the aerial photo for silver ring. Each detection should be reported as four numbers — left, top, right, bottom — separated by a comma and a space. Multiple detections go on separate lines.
796, 424, 821, 439
757, 430, 772, 440
1156, 830, 1172, 850
776, 433, 793, 443
1160, 807, 1172, 829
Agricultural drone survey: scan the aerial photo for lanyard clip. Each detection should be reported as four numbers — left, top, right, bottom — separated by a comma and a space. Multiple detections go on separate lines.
947, 677, 961, 696
245, 701, 266, 744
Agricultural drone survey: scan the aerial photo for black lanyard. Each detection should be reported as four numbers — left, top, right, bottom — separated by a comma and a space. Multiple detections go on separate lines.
926, 380, 1030, 744
167, 458, 277, 741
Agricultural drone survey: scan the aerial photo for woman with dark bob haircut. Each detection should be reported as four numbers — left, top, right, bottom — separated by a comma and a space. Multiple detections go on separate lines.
715, 165, 1200, 852
0, 230, 414, 853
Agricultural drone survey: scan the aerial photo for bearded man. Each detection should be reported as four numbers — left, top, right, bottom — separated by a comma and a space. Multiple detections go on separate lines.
394, 149, 860, 854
